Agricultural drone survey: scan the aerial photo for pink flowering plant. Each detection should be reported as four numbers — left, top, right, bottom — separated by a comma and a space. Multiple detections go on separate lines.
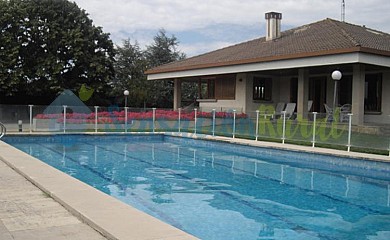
35, 109, 248, 124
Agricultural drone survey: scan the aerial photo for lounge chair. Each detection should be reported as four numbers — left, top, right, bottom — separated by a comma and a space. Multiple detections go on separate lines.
273, 103, 296, 120
272, 102, 285, 119
284, 103, 296, 120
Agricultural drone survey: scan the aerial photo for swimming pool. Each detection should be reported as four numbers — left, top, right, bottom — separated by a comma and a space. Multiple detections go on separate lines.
4, 134, 390, 240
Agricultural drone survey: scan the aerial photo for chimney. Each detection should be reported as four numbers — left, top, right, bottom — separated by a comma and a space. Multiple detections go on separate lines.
265, 12, 282, 41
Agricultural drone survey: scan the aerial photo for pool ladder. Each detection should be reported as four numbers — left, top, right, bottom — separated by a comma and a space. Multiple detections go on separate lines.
0, 122, 6, 139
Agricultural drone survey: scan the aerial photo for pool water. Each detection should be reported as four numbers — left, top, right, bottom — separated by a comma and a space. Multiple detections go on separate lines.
5, 134, 390, 240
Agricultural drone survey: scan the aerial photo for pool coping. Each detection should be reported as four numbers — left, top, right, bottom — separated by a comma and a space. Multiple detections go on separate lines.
1, 132, 389, 240
6, 131, 390, 163
164, 132, 390, 163
0, 136, 198, 240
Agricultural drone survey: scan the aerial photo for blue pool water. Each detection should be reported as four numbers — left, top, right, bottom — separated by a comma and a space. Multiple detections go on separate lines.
4, 134, 390, 240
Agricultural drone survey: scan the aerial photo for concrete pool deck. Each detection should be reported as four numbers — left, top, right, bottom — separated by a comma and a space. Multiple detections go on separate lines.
0, 132, 389, 240
0, 160, 107, 240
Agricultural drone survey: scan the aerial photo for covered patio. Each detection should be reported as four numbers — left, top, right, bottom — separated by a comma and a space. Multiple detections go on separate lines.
169, 63, 388, 126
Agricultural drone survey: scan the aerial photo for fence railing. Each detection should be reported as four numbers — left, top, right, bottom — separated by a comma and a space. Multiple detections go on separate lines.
0, 104, 389, 156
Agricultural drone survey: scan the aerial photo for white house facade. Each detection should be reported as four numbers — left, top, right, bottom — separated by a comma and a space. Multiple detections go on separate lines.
147, 13, 390, 126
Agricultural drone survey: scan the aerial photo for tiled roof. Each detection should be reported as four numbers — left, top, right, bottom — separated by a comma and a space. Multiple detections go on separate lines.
146, 18, 390, 74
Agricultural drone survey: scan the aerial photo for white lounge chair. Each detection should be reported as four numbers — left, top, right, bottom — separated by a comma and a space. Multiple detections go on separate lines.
274, 103, 296, 120
283, 103, 296, 120
273, 102, 285, 119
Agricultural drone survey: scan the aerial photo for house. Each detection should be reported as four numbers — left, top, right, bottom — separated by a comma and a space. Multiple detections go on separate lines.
146, 12, 390, 126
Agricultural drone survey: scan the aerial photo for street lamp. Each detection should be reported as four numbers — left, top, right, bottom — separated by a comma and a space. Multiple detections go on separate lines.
331, 70, 342, 111
123, 90, 129, 133
123, 90, 129, 108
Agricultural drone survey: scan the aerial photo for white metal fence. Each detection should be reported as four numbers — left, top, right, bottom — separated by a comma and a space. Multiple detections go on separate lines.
0, 104, 389, 156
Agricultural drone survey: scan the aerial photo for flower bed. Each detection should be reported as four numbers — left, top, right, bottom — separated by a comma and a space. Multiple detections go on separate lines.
34, 110, 247, 124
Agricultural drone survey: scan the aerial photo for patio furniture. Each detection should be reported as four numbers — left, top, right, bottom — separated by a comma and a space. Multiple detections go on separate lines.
324, 103, 334, 122
308, 100, 313, 112
274, 103, 296, 120
340, 104, 352, 122
273, 102, 285, 119
284, 103, 296, 120
275, 102, 285, 115
324, 103, 351, 122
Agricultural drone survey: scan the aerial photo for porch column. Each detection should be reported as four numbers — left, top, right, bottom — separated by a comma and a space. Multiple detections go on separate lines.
352, 64, 365, 125
173, 78, 182, 110
297, 69, 309, 118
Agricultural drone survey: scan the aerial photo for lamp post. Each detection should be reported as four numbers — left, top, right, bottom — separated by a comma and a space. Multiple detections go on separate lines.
124, 90, 129, 133
123, 90, 129, 108
331, 70, 342, 112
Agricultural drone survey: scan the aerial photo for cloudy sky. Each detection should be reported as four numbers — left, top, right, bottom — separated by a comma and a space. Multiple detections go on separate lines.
73, 0, 390, 57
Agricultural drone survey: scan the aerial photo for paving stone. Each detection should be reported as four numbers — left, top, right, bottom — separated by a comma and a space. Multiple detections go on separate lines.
0, 160, 107, 239
0, 220, 13, 240
11, 223, 107, 240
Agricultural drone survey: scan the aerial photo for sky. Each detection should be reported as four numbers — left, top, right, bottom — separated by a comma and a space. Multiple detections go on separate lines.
73, 0, 390, 57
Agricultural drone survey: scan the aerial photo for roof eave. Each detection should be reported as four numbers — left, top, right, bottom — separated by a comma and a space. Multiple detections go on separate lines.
147, 51, 390, 80
146, 47, 349, 75
146, 47, 390, 76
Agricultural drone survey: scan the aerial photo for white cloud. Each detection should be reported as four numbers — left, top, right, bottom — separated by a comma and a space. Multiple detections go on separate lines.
74, 0, 390, 56
180, 41, 234, 58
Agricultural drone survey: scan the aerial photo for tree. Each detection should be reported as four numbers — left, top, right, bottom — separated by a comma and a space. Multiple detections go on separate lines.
145, 29, 185, 68
113, 39, 149, 108
144, 29, 186, 107
0, 0, 115, 103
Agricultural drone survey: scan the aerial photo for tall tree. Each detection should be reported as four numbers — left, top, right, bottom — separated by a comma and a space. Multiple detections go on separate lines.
113, 39, 149, 108
145, 29, 185, 68
0, 0, 115, 103
144, 29, 185, 107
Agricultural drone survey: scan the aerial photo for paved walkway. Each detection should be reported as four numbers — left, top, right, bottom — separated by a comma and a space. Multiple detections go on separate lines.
0, 160, 107, 240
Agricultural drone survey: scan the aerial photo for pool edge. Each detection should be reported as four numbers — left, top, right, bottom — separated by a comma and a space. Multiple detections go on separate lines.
5, 131, 390, 163
163, 132, 390, 163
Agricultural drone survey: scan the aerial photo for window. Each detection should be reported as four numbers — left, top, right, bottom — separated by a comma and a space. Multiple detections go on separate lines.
215, 75, 235, 100
364, 73, 382, 113
253, 77, 272, 101
197, 75, 236, 100
198, 79, 215, 99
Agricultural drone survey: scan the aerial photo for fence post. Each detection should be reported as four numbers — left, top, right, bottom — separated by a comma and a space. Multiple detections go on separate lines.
232, 110, 236, 138
347, 113, 353, 152
124, 107, 128, 133
178, 108, 181, 133
212, 109, 216, 137
255, 110, 259, 141
194, 108, 197, 135
152, 108, 156, 133
28, 105, 33, 133
312, 112, 317, 147
282, 111, 286, 144
94, 106, 99, 133
63, 105, 67, 133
